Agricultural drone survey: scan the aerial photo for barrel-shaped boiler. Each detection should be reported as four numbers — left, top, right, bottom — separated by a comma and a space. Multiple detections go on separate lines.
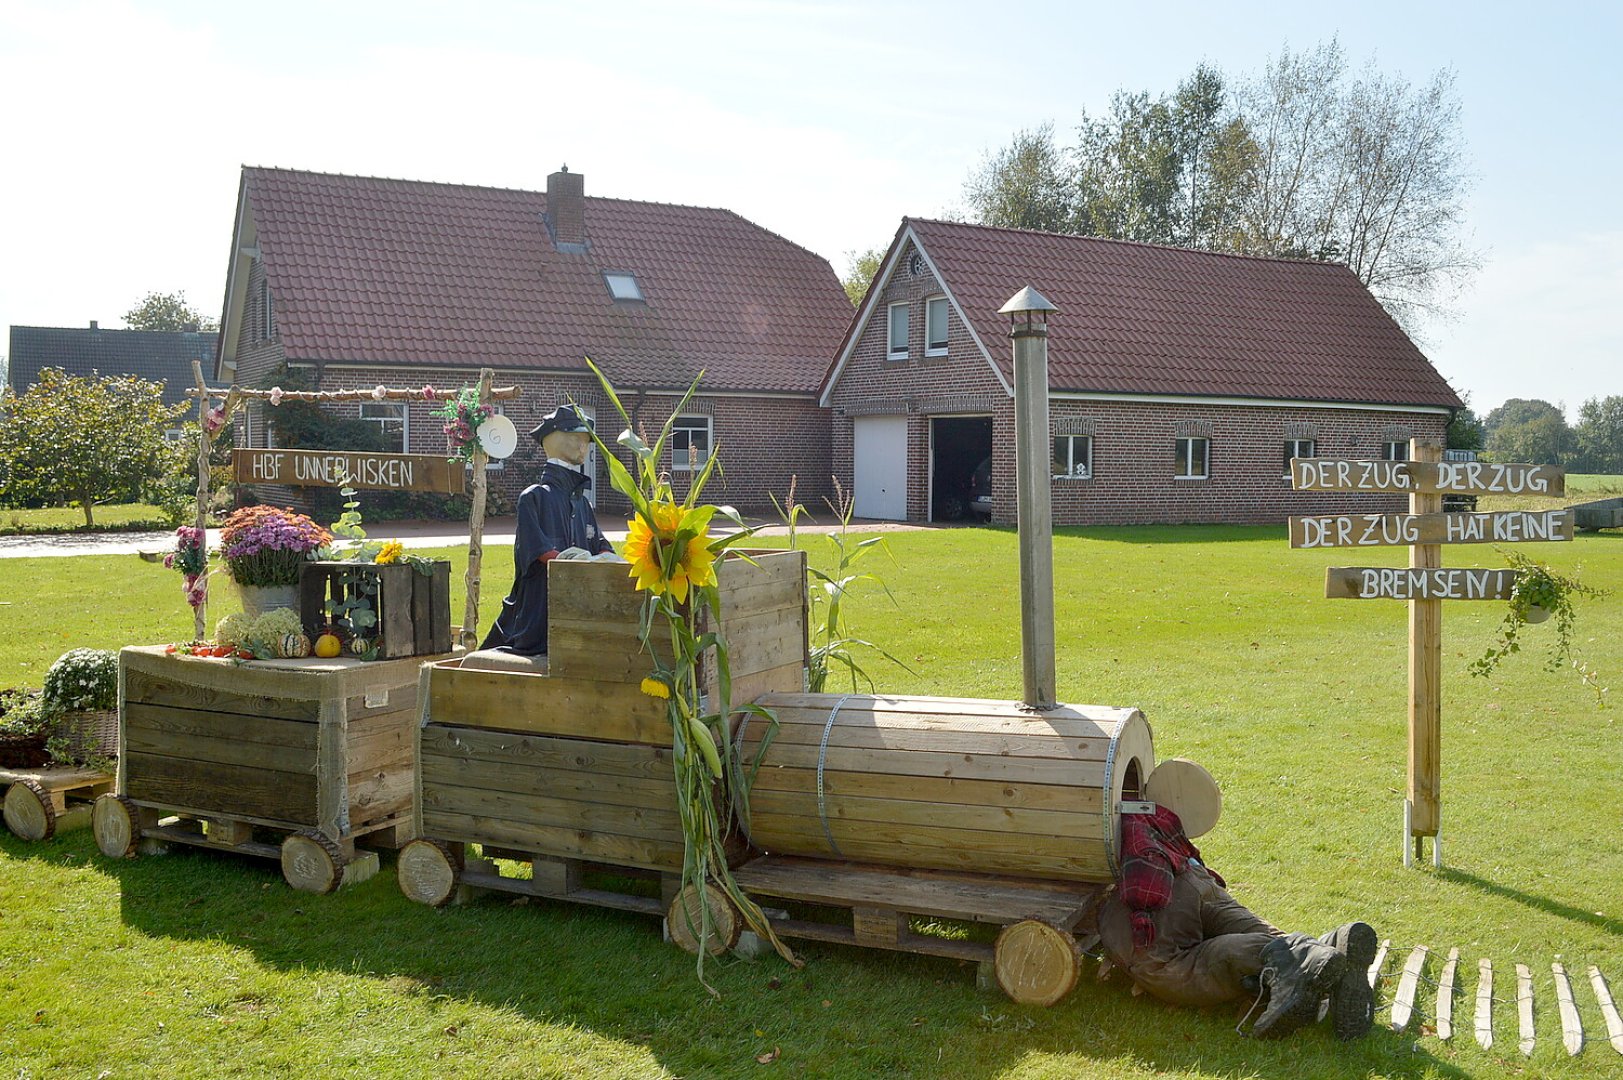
737, 693, 1152, 883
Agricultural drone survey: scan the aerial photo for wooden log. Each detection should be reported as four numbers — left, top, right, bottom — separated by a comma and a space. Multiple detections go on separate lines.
1409, 437, 1443, 839
1391, 945, 1428, 1031
994, 920, 1081, 1006
3, 779, 57, 841
742, 696, 1151, 884
1436, 947, 1459, 1041
666, 882, 741, 956
1476, 958, 1494, 1050
397, 838, 462, 907
1589, 965, 1623, 1055
1553, 962, 1583, 1056
1516, 962, 1535, 1057
461, 367, 493, 650
93, 794, 142, 858
281, 829, 346, 894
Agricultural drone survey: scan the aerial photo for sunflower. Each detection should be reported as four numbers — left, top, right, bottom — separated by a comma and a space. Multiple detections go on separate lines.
639, 676, 671, 700
624, 500, 715, 603
373, 540, 405, 565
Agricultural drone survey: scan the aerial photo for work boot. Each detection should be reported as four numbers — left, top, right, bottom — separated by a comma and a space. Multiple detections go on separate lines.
1319, 921, 1379, 1040
1252, 933, 1347, 1039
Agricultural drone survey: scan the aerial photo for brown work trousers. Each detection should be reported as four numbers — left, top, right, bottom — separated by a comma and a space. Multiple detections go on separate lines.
1098, 865, 1280, 1007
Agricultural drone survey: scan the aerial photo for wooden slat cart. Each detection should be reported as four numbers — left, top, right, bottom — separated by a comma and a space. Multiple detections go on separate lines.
398, 550, 809, 910
94, 645, 452, 892
2, 765, 115, 841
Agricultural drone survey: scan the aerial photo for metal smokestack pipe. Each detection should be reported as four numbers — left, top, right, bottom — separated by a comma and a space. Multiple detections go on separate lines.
999, 286, 1059, 710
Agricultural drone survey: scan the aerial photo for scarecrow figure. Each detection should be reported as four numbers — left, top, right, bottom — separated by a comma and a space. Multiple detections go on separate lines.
482, 404, 616, 655
1096, 761, 1378, 1040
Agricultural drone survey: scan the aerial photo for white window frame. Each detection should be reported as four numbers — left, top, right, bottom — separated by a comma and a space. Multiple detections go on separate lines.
1175, 436, 1209, 480
669, 414, 712, 472
1382, 440, 1409, 462
924, 295, 949, 356
360, 402, 409, 453
1283, 437, 1315, 477
887, 301, 909, 361
1052, 434, 1093, 480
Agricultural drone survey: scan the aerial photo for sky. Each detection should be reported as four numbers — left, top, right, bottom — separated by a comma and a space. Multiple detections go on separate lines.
1, 0, 1617, 419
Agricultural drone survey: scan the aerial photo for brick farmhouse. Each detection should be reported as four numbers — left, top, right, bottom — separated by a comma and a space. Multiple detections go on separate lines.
820, 218, 1464, 525
216, 166, 852, 513
9, 323, 221, 414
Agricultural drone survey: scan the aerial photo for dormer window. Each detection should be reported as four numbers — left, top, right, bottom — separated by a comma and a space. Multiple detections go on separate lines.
604, 272, 643, 302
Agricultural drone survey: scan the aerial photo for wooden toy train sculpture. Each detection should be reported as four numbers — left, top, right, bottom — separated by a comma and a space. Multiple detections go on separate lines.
396, 551, 1168, 1007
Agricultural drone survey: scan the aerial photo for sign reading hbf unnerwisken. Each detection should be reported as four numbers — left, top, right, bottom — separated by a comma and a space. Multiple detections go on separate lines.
1290, 458, 1565, 496
233, 448, 466, 494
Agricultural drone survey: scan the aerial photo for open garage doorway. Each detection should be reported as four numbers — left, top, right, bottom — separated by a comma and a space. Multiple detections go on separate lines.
930, 416, 992, 522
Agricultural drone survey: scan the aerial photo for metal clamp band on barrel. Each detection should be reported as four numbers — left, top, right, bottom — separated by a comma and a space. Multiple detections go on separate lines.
816, 694, 854, 857
1101, 723, 1123, 881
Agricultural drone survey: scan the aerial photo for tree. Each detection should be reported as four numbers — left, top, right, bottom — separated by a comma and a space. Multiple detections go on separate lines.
123, 291, 218, 332
963, 123, 1076, 233
841, 248, 885, 307
1446, 392, 1484, 451
1483, 398, 1571, 466
1573, 395, 1623, 474
0, 368, 186, 525
962, 41, 1479, 335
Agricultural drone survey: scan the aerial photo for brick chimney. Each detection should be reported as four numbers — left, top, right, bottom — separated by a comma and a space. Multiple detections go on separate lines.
546, 165, 586, 250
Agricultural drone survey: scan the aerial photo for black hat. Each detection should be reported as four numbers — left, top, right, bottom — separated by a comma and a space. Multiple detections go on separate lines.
529, 404, 594, 443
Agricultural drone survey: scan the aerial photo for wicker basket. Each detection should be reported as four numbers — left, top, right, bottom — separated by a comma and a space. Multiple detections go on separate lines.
52, 708, 119, 764
0, 729, 51, 769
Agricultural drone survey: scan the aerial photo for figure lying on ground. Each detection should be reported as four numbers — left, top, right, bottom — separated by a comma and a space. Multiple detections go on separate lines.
1096, 799, 1377, 1040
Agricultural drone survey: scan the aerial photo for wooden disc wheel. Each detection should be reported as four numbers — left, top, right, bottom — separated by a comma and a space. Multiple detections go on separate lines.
397, 839, 462, 907
281, 829, 347, 894
4, 780, 56, 841
92, 794, 141, 858
994, 920, 1082, 1006
666, 882, 742, 956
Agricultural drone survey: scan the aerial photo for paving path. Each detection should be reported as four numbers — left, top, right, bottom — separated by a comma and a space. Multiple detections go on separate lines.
0, 516, 936, 559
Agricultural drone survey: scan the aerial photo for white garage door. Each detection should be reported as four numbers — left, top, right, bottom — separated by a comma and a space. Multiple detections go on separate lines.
853, 415, 908, 520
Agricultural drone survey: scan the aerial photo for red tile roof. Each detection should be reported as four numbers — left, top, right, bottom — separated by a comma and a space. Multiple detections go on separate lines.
243, 168, 852, 394
899, 218, 1462, 409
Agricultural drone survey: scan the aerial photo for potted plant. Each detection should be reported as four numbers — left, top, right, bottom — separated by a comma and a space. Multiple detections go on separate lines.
0, 689, 56, 769
1469, 549, 1609, 704
218, 505, 332, 616
42, 648, 120, 765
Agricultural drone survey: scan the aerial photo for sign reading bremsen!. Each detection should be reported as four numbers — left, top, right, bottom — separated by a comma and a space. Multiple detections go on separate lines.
1290, 458, 1565, 496
233, 449, 466, 494
1325, 567, 1518, 601
1289, 509, 1573, 549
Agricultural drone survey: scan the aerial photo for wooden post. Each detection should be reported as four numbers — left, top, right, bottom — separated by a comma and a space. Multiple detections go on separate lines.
1008, 302, 1057, 710
1408, 437, 1444, 845
191, 360, 213, 642
461, 368, 494, 650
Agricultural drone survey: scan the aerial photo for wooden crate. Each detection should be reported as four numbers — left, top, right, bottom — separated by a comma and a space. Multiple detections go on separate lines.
407, 550, 808, 894
300, 560, 453, 659
103, 644, 449, 891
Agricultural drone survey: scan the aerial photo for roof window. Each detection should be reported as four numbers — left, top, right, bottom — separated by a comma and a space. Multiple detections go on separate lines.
604, 272, 644, 302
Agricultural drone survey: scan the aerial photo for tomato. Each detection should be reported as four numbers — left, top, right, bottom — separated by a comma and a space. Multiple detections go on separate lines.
237, 649, 255, 660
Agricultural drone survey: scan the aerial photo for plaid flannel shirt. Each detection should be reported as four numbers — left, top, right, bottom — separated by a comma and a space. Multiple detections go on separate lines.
1117, 804, 1223, 949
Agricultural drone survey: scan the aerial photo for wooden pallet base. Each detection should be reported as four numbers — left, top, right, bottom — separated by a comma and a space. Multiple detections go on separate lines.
1, 765, 114, 841
426, 842, 676, 916
95, 799, 402, 893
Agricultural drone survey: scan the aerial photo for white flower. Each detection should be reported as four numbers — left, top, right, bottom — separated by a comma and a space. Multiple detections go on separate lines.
372, 385, 387, 400
270, 386, 284, 405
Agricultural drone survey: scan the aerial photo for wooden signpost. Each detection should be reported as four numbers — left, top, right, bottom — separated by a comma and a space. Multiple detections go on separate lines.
233, 449, 466, 494
1288, 438, 1570, 867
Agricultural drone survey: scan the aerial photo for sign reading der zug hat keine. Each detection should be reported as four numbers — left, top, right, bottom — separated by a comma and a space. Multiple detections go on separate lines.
233, 448, 467, 494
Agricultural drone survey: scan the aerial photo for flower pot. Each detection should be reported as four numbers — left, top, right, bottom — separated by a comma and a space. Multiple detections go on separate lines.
1524, 603, 1552, 625
237, 582, 300, 619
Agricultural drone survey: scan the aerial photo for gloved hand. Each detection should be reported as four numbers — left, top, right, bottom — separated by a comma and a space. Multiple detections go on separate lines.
555, 546, 592, 561
589, 550, 627, 563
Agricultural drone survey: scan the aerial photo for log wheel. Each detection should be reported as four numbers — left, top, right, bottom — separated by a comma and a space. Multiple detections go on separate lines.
397, 838, 462, 907
281, 829, 347, 894
666, 881, 742, 956
92, 794, 141, 858
4, 779, 55, 841
994, 919, 1082, 1006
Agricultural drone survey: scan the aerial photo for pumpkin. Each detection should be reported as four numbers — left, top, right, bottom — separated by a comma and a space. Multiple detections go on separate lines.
280, 632, 312, 659
348, 637, 372, 656
313, 632, 342, 659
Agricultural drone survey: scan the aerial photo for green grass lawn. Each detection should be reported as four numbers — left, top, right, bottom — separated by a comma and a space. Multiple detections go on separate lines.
0, 502, 174, 535
2, 528, 1620, 1078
